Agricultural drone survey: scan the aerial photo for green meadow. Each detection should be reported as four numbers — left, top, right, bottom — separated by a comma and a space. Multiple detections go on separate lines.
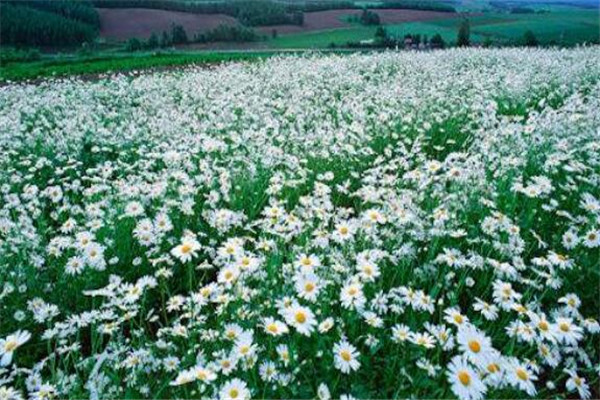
268, 9, 599, 47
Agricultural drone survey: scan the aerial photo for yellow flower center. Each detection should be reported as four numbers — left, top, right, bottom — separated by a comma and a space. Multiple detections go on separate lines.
340, 350, 352, 362
304, 282, 315, 292
295, 311, 306, 324
487, 363, 499, 373
458, 371, 471, 386
516, 368, 528, 381
453, 315, 463, 324
180, 244, 192, 254
559, 322, 570, 332
468, 340, 481, 353
538, 321, 549, 331
229, 389, 239, 398
196, 370, 207, 380
4, 341, 17, 352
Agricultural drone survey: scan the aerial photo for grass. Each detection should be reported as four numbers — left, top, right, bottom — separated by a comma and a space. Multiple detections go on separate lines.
1, 7, 597, 82
1, 48, 599, 399
468, 11, 600, 45
268, 26, 378, 48
268, 8, 598, 47
0, 51, 275, 82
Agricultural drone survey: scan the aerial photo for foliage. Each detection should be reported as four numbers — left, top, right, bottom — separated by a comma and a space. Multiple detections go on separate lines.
457, 19, 470, 47
430, 33, 445, 48
0, 47, 41, 65
360, 9, 381, 25
92, 0, 305, 27
147, 33, 160, 49
195, 25, 262, 43
171, 24, 189, 45
523, 30, 538, 46
126, 38, 143, 52
0, 2, 98, 47
3, 0, 100, 27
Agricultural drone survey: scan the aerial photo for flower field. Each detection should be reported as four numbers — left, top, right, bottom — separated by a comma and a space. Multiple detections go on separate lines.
0, 47, 599, 400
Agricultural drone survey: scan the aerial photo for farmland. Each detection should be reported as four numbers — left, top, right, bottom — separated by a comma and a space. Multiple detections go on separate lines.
92, 6, 598, 47
267, 8, 599, 47
97, 8, 237, 40
1, 47, 599, 400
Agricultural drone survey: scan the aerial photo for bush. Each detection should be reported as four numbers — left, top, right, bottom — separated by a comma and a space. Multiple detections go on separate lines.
0, 47, 41, 65
523, 30, 538, 47
430, 33, 445, 49
195, 24, 261, 43
171, 24, 188, 45
160, 31, 171, 48
146, 33, 159, 49
126, 38, 143, 52
457, 19, 470, 47
360, 9, 380, 26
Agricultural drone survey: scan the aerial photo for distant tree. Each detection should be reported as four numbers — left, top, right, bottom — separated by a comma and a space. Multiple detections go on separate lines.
171, 24, 188, 44
194, 24, 261, 43
374, 26, 387, 43
146, 32, 159, 49
160, 31, 171, 47
360, 8, 380, 25
414, 34, 421, 45
125, 37, 142, 52
523, 30, 538, 47
483, 36, 493, 47
510, 7, 535, 14
291, 11, 304, 26
271, 29, 278, 39
430, 33, 445, 48
457, 19, 470, 47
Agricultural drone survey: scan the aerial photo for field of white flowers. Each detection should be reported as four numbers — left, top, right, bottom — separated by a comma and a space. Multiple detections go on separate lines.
0, 47, 599, 400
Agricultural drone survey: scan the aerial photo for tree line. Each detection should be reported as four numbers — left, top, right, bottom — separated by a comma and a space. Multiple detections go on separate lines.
341, 19, 544, 49
125, 24, 262, 52
92, 0, 304, 27
92, 0, 455, 23
0, 2, 98, 47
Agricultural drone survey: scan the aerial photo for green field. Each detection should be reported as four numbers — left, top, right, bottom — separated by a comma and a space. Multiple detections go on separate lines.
0, 51, 274, 82
269, 26, 378, 48
268, 9, 599, 47
1, 5, 597, 82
